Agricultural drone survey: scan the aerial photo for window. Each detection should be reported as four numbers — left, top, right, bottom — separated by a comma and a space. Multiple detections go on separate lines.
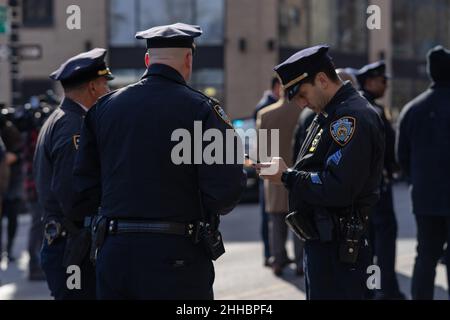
110, 0, 224, 46
22, 0, 53, 27
393, 0, 450, 59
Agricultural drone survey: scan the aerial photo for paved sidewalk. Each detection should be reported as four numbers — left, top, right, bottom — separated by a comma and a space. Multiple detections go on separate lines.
0, 182, 448, 300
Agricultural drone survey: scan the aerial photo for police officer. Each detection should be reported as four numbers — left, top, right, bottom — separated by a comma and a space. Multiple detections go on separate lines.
397, 45, 450, 300
71, 23, 246, 300
257, 45, 385, 299
356, 61, 405, 299
34, 48, 113, 299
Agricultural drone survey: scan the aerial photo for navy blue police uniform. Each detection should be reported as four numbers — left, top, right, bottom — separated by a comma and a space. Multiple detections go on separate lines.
71, 23, 246, 300
397, 46, 450, 300
33, 48, 113, 299
356, 61, 405, 299
275, 45, 385, 299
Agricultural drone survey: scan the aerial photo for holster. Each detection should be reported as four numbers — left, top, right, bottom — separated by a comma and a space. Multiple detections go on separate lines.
196, 213, 225, 261
285, 210, 319, 241
89, 215, 108, 265
337, 207, 370, 264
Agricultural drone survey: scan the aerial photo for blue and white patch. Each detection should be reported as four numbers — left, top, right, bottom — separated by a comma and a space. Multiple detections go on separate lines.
310, 172, 322, 185
327, 150, 342, 166
330, 117, 356, 146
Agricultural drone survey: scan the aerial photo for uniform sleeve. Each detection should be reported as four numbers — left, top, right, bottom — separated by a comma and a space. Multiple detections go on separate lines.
285, 114, 383, 207
49, 117, 82, 218
197, 102, 247, 216
71, 106, 102, 221
396, 105, 412, 178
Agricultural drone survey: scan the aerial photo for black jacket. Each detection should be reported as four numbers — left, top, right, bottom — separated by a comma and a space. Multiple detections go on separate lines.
283, 83, 385, 211
396, 82, 450, 216
72, 64, 246, 222
33, 98, 86, 222
361, 91, 397, 182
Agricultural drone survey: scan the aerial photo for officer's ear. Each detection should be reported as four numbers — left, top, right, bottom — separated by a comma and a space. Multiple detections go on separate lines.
145, 52, 150, 67
316, 72, 329, 89
185, 50, 193, 70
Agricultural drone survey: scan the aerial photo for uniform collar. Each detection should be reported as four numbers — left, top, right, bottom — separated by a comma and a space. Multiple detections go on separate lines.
141, 63, 187, 85
60, 97, 87, 116
431, 81, 450, 89
360, 89, 376, 104
320, 82, 357, 121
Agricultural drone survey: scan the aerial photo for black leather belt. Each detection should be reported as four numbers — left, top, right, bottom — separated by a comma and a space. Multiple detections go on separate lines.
107, 219, 196, 237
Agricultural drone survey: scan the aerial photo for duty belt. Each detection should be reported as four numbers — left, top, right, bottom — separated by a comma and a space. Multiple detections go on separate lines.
107, 219, 196, 237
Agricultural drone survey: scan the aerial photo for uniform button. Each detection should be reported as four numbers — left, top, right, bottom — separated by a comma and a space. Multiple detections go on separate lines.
349, 248, 354, 253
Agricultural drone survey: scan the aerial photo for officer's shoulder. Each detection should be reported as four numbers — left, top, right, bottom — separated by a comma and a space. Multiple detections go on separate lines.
258, 100, 283, 119
184, 86, 234, 127
96, 88, 122, 107
336, 94, 379, 121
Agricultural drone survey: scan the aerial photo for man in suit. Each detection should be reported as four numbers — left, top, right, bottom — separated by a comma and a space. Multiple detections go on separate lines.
256, 92, 304, 276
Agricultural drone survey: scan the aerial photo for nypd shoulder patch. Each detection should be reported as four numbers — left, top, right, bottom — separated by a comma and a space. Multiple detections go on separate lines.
213, 104, 233, 128
73, 135, 80, 150
330, 117, 356, 146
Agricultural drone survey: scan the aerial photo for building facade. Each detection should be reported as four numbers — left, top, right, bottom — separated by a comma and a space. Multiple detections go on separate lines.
1, 0, 449, 119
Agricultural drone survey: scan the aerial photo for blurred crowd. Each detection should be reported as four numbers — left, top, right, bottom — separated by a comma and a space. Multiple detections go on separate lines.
0, 91, 59, 280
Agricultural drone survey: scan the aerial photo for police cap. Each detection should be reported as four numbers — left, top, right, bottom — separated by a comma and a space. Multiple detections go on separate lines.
50, 48, 114, 87
135, 22, 202, 50
274, 45, 333, 100
356, 61, 389, 87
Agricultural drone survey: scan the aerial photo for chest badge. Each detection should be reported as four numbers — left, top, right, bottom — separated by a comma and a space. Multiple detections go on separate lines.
330, 117, 356, 146
309, 129, 323, 152
73, 134, 80, 150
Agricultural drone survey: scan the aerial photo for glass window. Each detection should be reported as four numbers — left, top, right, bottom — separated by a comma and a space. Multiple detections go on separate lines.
110, 0, 138, 46
110, 0, 224, 46
278, 0, 309, 48
393, 0, 450, 59
335, 0, 368, 53
22, 0, 53, 27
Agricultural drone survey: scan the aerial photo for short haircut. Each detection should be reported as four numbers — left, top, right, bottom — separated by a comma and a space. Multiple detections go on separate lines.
302, 58, 339, 85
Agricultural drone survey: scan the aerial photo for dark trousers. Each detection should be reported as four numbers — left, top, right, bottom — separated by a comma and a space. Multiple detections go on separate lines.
304, 238, 371, 300
259, 180, 270, 260
369, 183, 401, 296
40, 237, 96, 300
268, 212, 303, 266
27, 201, 44, 273
96, 233, 215, 300
412, 215, 450, 300
0, 198, 20, 256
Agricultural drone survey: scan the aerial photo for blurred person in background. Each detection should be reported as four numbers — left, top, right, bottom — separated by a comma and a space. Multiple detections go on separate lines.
254, 77, 282, 267
397, 45, 450, 300
0, 116, 23, 263
256, 89, 304, 277
357, 61, 405, 300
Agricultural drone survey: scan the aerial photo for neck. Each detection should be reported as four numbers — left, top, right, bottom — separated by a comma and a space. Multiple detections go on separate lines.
150, 61, 188, 82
